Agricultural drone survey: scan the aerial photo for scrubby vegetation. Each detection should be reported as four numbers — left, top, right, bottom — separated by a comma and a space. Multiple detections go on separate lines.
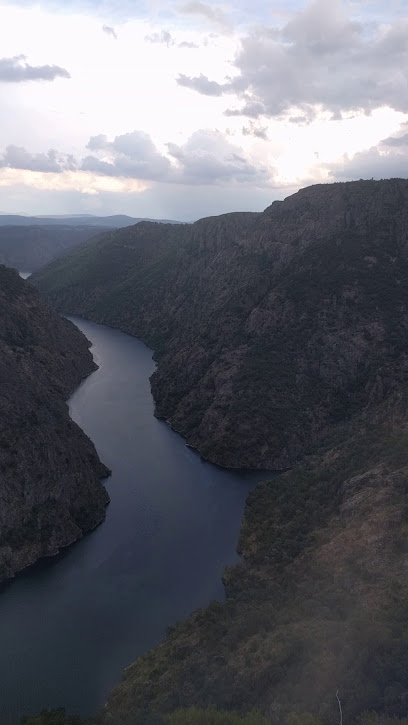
29, 181, 408, 722
31, 179, 408, 470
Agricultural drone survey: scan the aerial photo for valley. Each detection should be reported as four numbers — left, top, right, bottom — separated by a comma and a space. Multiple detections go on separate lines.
0, 316, 266, 724
4, 178, 408, 723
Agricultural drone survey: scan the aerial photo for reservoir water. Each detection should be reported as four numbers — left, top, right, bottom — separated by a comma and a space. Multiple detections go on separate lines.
0, 317, 267, 724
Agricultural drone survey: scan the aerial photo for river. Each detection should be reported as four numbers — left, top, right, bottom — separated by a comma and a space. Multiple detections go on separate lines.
0, 316, 267, 724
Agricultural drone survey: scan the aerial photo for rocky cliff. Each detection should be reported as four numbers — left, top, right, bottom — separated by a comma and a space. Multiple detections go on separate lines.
31, 179, 408, 469
28, 179, 408, 722
0, 265, 109, 581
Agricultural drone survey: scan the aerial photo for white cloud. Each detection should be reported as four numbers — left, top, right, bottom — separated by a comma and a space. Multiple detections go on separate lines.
0, 54, 70, 82
0, 128, 272, 187
0, 166, 149, 194
102, 24, 117, 40
328, 123, 408, 180
145, 30, 174, 47
167, 128, 271, 184
82, 131, 172, 180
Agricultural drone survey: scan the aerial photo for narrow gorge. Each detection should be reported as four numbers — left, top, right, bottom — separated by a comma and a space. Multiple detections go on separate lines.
29, 180, 408, 723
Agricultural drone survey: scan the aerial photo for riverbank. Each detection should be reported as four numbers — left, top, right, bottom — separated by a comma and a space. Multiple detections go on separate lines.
0, 316, 267, 724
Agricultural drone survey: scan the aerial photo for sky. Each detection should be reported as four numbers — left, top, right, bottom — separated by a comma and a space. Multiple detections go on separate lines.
0, 0, 407, 221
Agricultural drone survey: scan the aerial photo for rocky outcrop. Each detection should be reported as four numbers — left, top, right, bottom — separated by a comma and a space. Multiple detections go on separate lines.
0, 265, 109, 581
31, 179, 408, 469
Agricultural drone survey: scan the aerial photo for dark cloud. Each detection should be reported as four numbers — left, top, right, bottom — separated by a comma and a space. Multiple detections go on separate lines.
177, 0, 408, 119
178, 1, 232, 33
0, 145, 77, 172
0, 55, 70, 83
177, 73, 225, 96
167, 129, 271, 184
102, 25, 117, 40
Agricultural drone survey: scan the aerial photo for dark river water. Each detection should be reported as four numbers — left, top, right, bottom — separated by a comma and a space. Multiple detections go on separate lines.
0, 316, 267, 724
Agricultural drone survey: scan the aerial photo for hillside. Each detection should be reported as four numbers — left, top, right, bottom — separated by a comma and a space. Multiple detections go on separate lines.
101, 405, 408, 723
0, 214, 181, 228
29, 179, 408, 722
0, 265, 109, 581
31, 179, 408, 470
27, 179, 408, 725
0, 224, 110, 272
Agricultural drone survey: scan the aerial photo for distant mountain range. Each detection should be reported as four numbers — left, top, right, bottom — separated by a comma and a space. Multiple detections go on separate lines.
0, 224, 111, 271
0, 214, 182, 272
0, 214, 182, 227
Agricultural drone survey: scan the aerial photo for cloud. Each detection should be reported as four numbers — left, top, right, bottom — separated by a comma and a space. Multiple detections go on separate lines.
177, 73, 225, 96
178, 1, 232, 33
382, 132, 408, 147
167, 129, 271, 184
329, 126, 408, 180
0, 146, 77, 173
0, 55, 70, 83
0, 129, 272, 188
102, 25, 117, 40
82, 131, 171, 180
224, 101, 266, 118
242, 122, 269, 140
178, 41, 199, 49
145, 30, 174, 47
177, 0, 408, 119
145, 31, 199, 48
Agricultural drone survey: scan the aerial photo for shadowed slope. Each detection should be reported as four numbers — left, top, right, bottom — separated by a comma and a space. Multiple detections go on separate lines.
0, 266, 109, 581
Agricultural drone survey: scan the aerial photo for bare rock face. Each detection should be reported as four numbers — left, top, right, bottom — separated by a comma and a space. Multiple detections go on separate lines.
30, 179, 408, 470
0, 265, 109, 581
